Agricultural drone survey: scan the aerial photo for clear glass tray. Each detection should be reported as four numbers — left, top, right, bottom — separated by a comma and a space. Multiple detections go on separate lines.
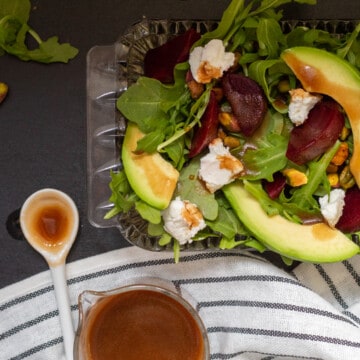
86, 18, 358, 251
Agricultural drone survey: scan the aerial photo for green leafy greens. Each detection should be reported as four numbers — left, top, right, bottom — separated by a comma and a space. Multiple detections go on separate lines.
107, 0, 360, 259
0, 0, 78, 63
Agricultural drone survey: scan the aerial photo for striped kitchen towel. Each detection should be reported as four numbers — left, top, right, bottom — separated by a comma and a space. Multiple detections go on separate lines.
1, 246, 360, 360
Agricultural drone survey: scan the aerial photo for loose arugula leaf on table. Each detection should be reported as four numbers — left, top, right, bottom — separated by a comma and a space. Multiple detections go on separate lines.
0, 0, 78, 63
0, 0, 30, 23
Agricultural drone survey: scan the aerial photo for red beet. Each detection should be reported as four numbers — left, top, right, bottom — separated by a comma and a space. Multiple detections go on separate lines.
286, 100, 345, 165
222, 73, 267, 136
144, 28, 201, 83
189, 90, 219, 158
262, 172, 287, 199
336, 186, 360, 233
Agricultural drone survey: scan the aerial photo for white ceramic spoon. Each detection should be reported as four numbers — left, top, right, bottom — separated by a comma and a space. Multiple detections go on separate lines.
20, 188, 79, 360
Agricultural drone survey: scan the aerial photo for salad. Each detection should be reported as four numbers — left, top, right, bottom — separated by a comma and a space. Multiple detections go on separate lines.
105, 0, 360, 263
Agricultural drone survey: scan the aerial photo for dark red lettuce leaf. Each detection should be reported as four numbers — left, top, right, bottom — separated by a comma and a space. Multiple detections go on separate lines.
336, 186, 360, 233
262, 172, 287, 199
189, 90, 219, 158
144, 28, 200, 83
222, 73, 267, 136
286, 100, 345, 165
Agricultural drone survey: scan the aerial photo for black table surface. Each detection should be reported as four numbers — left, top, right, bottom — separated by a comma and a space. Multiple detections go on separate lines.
1, 0, 359, 289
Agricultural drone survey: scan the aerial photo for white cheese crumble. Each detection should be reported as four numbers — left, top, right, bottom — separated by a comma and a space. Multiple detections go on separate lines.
319, 188, 346, 227
189, 39, 235, 84
199, 138, 244, 193
162, 197, 206, 245
288, 88, 322, 126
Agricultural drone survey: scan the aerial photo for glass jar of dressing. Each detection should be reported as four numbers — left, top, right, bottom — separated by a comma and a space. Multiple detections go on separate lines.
74, 279, 210, 360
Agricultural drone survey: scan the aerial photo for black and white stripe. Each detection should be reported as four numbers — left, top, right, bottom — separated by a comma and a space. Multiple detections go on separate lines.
1, 247, 359, 359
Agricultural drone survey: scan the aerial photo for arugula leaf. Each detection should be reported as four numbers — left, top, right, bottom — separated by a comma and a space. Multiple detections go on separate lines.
257, 17, 286, 58
244, 180, 283, 216
193, 0, 247, 47
104, 170, 138, 219
206, 203, 247, 240
0, 0, 78, 63
248, 59, 293, 112
175, 157, 219, 221
242, 132, 289, 181
135, 201, 162, 225
117, 77, 185, 131
107, 0, 360, 261
164, 136, 187, 169
0, 0, 30, 23
193, 0, 314, 49
244, 142, 341, 221
284, 141, 340, 214
337, 23, 360, 68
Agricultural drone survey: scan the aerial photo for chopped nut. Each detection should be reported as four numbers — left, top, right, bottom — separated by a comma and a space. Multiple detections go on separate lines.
339, 165, 356, 189
282, 168, 308, 187
223, 136, 240, 149
212, 87, 224, 102
217, 127, 227, 140
277, 79, 290, 93
326, 163, 339, 173
327, 173, 340, 188
0, 82, 8, 104
331, 142, 349, 166
339, 126, 350, 141
227, 52, 241, 73
218, 112, 241, 132
187, 79, 204, 99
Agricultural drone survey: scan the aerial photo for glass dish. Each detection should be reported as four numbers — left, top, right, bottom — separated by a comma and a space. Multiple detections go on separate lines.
86, 18, 359, 251
74, 277, 210, 360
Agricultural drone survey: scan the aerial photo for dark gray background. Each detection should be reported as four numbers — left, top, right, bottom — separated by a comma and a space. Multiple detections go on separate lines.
1, 0, 359, 288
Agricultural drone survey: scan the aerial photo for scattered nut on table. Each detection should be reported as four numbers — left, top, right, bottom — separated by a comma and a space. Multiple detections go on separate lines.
0, 82, 9, 104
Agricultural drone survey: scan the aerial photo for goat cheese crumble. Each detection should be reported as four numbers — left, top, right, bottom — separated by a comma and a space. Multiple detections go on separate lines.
319, 188, 346, 227
199, 138, 244, 193
162, 197, 206, 245
189, 39, 235, 84
288, 88, 322, 126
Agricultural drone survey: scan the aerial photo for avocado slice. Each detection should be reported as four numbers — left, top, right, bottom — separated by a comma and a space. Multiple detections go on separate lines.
281, 46, 360, 187
122, 123, 179, 210
223, 182, 359, 263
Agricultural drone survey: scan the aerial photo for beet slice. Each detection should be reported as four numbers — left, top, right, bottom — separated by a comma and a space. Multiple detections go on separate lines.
189, 90, 219, 158
262, 172, 287, 199
286, 100, 345, 165
222, 73, 267, 136
144, 28, 201, 83
336, 186, 360, 233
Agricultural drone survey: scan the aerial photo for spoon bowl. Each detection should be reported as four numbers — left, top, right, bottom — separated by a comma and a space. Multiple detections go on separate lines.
20, 188, 79, 360
20, 188, 79, 266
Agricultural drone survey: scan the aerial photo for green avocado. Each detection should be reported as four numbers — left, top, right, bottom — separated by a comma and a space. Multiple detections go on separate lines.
223, 182, 359, 263
281, 46, 360, 187
122, 123, 179, 210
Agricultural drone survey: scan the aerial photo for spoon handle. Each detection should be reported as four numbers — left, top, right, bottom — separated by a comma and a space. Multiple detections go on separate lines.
51, 264, 75, 360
